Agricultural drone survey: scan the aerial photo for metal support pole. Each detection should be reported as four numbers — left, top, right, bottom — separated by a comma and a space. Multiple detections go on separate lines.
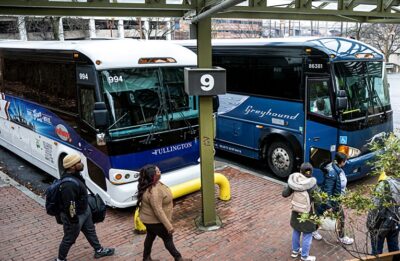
195, 14, 221, 230
191, 0, 245, 24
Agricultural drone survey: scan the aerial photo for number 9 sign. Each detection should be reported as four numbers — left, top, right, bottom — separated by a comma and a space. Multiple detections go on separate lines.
184, 67, 226, 96
200, 74, 215, 91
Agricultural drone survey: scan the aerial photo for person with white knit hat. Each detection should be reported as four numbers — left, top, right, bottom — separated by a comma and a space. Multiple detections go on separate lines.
282, 162, 318, 261
56, 153, 114, 261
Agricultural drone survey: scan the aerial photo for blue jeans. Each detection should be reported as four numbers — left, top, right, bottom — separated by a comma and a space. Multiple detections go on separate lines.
370, 229, 399, 255
292, 229, 313, 258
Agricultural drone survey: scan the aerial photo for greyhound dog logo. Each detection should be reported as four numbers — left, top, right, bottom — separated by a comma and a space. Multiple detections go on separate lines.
366, 132, 386, 146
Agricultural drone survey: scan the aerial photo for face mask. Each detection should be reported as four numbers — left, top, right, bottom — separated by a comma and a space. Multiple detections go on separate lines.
75, 163, 84, 172
152, 168, 161, 183
153, 174, 160, 183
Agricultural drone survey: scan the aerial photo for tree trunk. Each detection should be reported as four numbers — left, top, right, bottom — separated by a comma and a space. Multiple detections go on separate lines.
50, 17, 61, 40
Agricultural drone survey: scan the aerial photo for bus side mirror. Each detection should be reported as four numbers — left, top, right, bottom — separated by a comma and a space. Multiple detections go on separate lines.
336, 90, 348, 111
213, 96, 219, 113
93, 102, 109, 130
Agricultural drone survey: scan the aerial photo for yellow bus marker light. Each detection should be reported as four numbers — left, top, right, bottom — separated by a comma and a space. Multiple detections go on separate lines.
355, 53, 374, 59
138, 57, 176, 64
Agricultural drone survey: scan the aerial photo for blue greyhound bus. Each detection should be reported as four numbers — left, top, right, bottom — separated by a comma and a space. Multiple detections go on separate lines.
180, 37, 392, 182
0, 40, 200, 207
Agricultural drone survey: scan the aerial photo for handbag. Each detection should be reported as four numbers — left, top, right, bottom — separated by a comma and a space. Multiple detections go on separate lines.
87, 193, 107, 223
319, 216, 337, 231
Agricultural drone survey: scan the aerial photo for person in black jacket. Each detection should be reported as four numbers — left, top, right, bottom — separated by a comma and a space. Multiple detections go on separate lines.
56, 153, 114, 261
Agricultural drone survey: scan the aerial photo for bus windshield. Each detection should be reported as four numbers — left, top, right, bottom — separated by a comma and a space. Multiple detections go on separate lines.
334, 61, 390, 121
100, 67, 197, 137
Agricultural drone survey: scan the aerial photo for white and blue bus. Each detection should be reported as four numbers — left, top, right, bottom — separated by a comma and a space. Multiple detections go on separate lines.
0, 40, 200, 207
180, 37, 392, 182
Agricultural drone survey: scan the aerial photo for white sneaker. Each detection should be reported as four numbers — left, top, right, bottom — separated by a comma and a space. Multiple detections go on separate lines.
312, 231, 322, 240
301, 256, 316, 261
339, 236, 354, 245
291, 248, 302, 258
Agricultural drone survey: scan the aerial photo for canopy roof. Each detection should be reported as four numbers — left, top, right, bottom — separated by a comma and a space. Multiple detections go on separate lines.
1, 0, 400, 23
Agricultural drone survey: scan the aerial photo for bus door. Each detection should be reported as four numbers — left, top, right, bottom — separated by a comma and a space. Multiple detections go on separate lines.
76, 65, 98, 152
304, 77, 337, 184
76, 65, 108, 192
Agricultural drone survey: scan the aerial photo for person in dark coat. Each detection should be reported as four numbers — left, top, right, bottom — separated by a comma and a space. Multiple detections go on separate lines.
56, 153, 114, 261
368, 172, 400, 255
282, 162, 318, 261
313, 152, 354, 245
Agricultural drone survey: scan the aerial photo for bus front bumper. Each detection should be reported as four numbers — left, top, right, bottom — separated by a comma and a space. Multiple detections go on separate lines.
105, 164, 201, 208
344, 151, 376, 182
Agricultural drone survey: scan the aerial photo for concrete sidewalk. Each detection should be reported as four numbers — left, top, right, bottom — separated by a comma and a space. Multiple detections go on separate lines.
0, 167, 356, 261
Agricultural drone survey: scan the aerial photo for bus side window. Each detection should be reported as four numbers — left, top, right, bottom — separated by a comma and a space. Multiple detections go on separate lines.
80, 87, 96, 126
213, 54, 302, 101
3, 58, 77, 113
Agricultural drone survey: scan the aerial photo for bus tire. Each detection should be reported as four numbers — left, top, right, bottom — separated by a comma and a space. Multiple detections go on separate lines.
266, 141, 294, 178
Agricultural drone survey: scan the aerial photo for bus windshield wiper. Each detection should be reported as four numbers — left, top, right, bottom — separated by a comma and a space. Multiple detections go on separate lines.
145, 77, 170, 144
164, 83, 195, 134
107, 112, 128, 130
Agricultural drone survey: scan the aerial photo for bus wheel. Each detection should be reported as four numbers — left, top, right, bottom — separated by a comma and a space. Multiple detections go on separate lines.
267, 142, 294, 178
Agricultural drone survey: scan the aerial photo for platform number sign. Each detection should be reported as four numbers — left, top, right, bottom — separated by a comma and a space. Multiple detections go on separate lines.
184, 67, 226, 96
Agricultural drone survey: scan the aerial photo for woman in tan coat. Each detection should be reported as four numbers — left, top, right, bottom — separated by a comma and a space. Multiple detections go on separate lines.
137, 165, 191, 261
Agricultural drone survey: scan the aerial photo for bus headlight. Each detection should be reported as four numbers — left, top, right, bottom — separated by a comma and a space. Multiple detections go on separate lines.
338, 145, 361, 158
109, 169, 139, 185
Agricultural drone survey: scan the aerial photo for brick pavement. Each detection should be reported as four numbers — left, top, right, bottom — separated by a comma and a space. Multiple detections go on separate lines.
0, 167, 370, 261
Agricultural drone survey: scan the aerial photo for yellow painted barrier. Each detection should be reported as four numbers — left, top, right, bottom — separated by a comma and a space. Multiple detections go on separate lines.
134, 205, 147, 234
134, 173, 230, 233
170, 173, 231, 201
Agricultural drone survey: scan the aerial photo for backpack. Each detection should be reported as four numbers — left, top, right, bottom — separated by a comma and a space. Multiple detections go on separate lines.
87, 193, 107, 223
291, 190, 311, 213
45, 177, 79, 216
318, 161, 330, 185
